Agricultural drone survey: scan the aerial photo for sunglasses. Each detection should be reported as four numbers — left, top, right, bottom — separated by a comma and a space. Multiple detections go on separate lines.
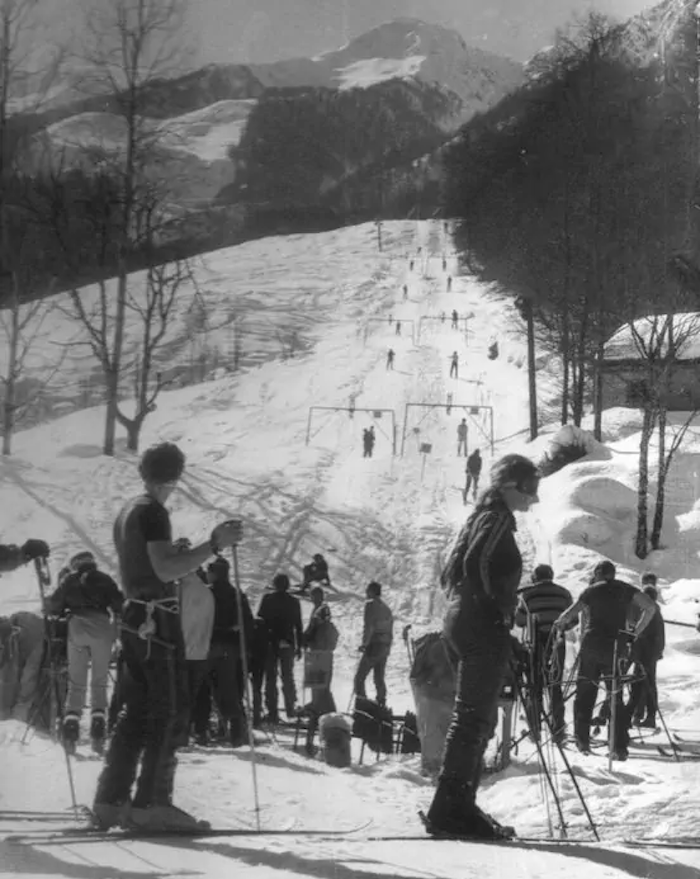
503, 479, 540, 499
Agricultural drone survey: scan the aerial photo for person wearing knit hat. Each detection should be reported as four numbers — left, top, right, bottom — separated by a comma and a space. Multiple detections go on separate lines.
45, 551, 123, 756
553, 559, 657, 760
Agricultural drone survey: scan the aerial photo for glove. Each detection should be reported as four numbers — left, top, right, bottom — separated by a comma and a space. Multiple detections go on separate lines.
210, 519, 243, 551
22, 539, 50, 561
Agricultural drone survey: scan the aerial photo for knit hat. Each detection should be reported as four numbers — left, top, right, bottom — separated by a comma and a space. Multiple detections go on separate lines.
69, 551, 97, 573
208, 556, 230, 577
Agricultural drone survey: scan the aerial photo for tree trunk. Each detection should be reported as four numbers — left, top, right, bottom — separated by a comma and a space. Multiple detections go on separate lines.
561, 319, 570, 425
103, 366, 120, 455
650, 406, 667, 550
525, 298, 538, 439
592, 338, 604, 441
635, 406, 656, 559
573, 354, 586, 427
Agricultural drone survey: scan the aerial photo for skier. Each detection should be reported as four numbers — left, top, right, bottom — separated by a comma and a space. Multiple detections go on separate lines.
457, 419, 468, 457
447, 276, 453, 293
409, 260, 414, 271
92, 441, 243, 832
424, 454, 540, 840
451, 310, 459, 330
354, 581, 393, 707
302, 553, 331, 592
45, 550, 123, 754
206, 556, 254, 747
628, 573, 665, 729
257, 573, 303, 723
395, 320, 402, 336
514, 564, 574, 743
441, 312, 446, 324
442, 257, 447, 271
386, 348, 395, 371
488, 340, 499, 361
552, 560, 656, 760
449, 352, 459, 379
464, 449, 482, 502
362, 428, 372, 457
300, 585, 339, 754
0, 539, 50, 572
402, 284, 408, 300
366, 425, 376, 457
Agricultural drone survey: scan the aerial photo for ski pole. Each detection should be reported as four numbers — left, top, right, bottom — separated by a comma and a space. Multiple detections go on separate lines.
665, 620, 698, 630
33, 558, 79, 820
230, 543, 261, 831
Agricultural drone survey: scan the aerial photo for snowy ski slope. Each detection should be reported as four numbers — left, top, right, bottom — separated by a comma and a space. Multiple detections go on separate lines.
1, 220, 700, 877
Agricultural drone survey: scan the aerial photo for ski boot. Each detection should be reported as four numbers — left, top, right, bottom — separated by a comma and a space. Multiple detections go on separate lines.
61, 714, 80, 755
126, 804, 211, 833
91, 800, 132, 830
90, 711, 106, 755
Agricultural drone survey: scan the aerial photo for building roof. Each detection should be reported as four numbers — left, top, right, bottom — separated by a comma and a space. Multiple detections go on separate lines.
604, 313, 700, 362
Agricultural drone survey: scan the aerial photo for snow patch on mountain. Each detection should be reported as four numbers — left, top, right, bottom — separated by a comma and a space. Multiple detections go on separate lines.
334, 56, 426, 89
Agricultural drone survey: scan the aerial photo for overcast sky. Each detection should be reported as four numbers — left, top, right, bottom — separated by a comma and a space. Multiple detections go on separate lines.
186, 0, 656, 64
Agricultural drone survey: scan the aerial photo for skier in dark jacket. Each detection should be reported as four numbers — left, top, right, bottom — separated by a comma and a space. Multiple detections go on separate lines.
257, 573, 303, 722
628, 574, 665, 729
514, 564, 573, 743
354, 581, 393, 706
0, 539, 50, 572
553, 560, 656, 760
424, 454, 540, 840
206, 556, 254, 747
301, 553, 331, 592
46, 550, 123, 754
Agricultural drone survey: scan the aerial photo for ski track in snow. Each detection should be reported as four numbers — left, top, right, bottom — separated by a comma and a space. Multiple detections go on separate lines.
1, 220, 700, 877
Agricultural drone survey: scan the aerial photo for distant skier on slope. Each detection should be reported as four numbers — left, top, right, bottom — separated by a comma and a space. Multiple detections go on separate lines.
451, 310, 459, 330
464, 448, 482, 502
0, 539, 50, 573
386, 349, 395, 371
552, 559, 656, 761
447, 276, 453, 293
257, 573, 303, 723
362, 425, 376, 457
92, 441, 243, 833
403, 284, 408, 300
302, 553, 331, 592
449, 352, 459, 379
395, 320, 402, 336
456, 419, 467, 457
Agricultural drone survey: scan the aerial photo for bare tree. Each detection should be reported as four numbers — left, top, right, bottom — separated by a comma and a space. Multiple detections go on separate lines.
62, 0, 191, 455
622, 313, 700, 558
116, 256, 194, 451
0, 1, 65, 454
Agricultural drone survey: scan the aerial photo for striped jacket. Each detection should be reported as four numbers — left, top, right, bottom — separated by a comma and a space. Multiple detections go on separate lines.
441, 497, 522, 621
515, 581, 574, 634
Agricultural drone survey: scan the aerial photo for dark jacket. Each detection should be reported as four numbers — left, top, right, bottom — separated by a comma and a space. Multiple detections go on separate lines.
515, 581, 574, 634
303, 558, 330, 586
210, 579, 254, 649
257, 590, 303, 650
441, 496, 522, 624
0, 544, 24, 573
634, 602, 665, 662
303, 602, 339, 651
466, 451, 482, 475
578, 580, 640, 643
46, 568, 123, 618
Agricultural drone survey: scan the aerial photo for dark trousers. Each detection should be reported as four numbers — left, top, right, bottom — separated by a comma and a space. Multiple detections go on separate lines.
574, 636, 629, 751
191, 676, 212, 736
525, 634, 566, 736
354, 642, 391, 706
457, 439, 467, 456
94, 624, 186, 809
439, 620, 511, 792
450, 363, 458, 378
251, 660, 264, 724
465, 472, 479, 500
265, 644, 297, 717
628, 658, 659, 724
209, 643, 245, 739
179, 659, 209, 745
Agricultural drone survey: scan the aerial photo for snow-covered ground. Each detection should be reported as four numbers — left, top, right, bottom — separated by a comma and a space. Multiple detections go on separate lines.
1, 220, 700, 877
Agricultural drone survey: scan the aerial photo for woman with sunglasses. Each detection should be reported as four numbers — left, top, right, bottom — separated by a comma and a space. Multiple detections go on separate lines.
424, 453, 540, 840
